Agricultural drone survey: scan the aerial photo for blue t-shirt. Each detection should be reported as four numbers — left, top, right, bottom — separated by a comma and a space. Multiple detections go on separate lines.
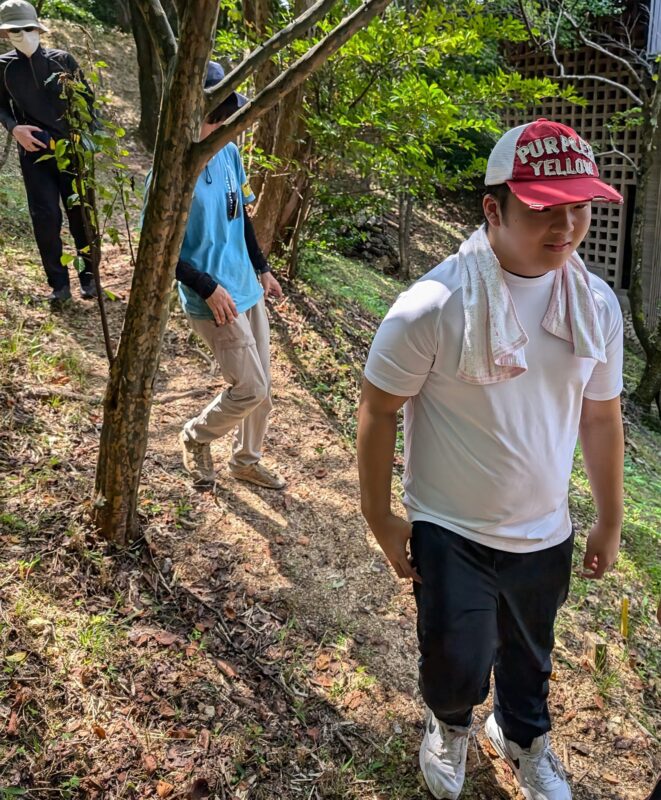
178, 143, 261, 319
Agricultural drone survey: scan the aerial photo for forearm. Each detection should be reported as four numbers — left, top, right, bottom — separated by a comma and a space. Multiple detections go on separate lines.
579, 417, 624, 527
175, 259, 217, 299
357, 402, 398, 525
244, 213, 270, 274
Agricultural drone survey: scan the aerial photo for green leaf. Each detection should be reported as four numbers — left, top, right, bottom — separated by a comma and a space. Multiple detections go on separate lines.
60, 253, 75, 266
103, 288, 118, 301
6, 651, 27, 663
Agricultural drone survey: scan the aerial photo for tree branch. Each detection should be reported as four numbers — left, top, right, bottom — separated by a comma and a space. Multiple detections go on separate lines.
195, 0, 392, 168
550, 64, 643, 107
135, 0, 177, 70
563, 11, 648, 90
516, 0, 543, 49
204, 0, 337, 115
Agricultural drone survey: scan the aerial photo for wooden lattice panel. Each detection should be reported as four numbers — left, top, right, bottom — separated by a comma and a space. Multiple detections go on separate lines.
505, 47, 640, 290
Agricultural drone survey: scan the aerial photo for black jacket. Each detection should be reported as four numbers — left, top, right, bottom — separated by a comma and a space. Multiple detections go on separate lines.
0, 45, 91, 139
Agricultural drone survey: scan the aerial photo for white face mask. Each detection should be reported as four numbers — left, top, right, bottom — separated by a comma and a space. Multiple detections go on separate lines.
7, 30, 40, 57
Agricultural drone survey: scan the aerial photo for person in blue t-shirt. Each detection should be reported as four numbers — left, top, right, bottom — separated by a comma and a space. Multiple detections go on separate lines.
177, 62, 285, 490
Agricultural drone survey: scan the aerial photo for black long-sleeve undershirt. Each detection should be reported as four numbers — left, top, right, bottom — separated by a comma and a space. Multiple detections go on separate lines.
175, 212, 270, 299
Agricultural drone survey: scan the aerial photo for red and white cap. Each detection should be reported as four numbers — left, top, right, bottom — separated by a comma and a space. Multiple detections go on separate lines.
485, 118, 623, 209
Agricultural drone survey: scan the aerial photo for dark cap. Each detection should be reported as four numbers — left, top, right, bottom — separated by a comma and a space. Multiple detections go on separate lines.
205, 61, 248, 108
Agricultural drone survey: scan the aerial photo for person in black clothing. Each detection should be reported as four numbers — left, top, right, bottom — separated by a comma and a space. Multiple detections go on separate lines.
0, 0, 96, 303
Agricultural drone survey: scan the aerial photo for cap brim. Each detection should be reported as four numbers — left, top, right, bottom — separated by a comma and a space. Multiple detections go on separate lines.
0, 21, 49, 31
506, 178, 623, 209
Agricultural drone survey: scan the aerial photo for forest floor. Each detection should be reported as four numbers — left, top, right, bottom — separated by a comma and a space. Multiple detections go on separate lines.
0, 19, 660, 800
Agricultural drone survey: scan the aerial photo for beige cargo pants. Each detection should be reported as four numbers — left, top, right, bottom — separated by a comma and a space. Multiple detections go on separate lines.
183, 296, 272, 468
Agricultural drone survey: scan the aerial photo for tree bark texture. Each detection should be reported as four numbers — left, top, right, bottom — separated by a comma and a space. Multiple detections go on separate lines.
398, 190, 413, 281
243, 0, 281, 201
246, 0, 315, 253
93, 2, 219, 544
628, 73, 661, 410
129, 2, 164, 150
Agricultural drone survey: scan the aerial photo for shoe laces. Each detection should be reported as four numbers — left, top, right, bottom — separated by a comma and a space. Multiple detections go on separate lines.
192, 442, 214, 471
528, 735, 566, 786
437, 722, 468, 768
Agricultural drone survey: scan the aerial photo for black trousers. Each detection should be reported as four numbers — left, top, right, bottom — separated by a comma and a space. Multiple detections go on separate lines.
411, 521, 573, 748
19, 148, 93, 291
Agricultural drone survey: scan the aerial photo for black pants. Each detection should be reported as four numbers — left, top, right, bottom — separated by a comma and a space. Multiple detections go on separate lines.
19, 147, 93, 291
411, 521, 573, 748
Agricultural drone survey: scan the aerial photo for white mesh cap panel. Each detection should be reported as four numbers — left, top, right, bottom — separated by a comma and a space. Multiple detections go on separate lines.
485, 123, 532, 185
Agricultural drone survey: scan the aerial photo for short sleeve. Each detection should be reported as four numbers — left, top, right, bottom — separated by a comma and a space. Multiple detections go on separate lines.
364, 280, 445, 397
231, 144, 255, 206
583, 290, 624, 401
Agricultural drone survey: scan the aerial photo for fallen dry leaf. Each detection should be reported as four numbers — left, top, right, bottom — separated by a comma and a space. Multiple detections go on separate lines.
315, 652, 331, 671
198, 728, 210, 751
297, 535, 310, 546
142, 753, 157, 775
156, 781, 174, 798
154, 631, 179, 647
158, 700, 176, 718
92, 724, 107, 739
216, 659, 238, 679
167, 726, 196, 739
571, 741, 591, 756
7, 710, 19, 736
602, 772, 619, 784
306, 726, 320, 742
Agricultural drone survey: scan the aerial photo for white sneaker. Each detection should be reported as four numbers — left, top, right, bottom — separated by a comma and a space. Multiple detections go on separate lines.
485, 714, 571, 800
419, 711, 469, 799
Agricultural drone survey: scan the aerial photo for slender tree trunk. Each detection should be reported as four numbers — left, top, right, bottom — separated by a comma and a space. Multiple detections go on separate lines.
398, 190, 413, 281
632, 351, 661, 409
0, 130, 13, 173
628, 78, 661, 411
93, 3, 219, 544
287, 180, 313, 279
248, 0, 314, 253
129, 3, 164, 150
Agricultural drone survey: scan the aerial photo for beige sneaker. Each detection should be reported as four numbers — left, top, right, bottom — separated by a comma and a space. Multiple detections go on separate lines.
179, 431, 215, 484
229, 462, 285, 490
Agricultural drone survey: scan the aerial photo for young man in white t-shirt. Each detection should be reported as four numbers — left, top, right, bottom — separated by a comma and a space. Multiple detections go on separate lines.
357, 119, 624, 800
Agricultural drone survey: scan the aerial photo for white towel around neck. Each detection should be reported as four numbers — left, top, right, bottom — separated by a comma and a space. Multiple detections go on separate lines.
457, 225, 606, 385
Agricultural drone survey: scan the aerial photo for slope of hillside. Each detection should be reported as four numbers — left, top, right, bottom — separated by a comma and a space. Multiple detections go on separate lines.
0, 19, 659, 800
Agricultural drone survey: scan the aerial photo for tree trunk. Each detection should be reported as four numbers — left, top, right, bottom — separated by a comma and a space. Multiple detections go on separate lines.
93, 3, 219, 544
628, 75, 661, 412
243, 0, 281, 203
247, 0, 314, 254
287, 179, 313, 279
129, 3, 165, 151
632, 349, 661, 409
398, 190, 413, 281
251, 86, 307, 253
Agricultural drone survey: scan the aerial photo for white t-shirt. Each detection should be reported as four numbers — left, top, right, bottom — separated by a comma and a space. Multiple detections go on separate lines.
364, 255, 623, 553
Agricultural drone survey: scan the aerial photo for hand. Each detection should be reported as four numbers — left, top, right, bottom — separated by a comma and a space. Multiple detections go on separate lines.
206, 285, 238, 326
260, 271, 283, 299
12, 125, 48, 153
581, 521, 621, 579
368, 512, 420, 583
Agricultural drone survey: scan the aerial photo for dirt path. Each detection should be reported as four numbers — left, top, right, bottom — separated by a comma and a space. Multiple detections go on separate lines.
0, 19, 658, 799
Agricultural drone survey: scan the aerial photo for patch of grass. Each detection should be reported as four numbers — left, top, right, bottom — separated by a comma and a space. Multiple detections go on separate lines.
298, 250, 401, 320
